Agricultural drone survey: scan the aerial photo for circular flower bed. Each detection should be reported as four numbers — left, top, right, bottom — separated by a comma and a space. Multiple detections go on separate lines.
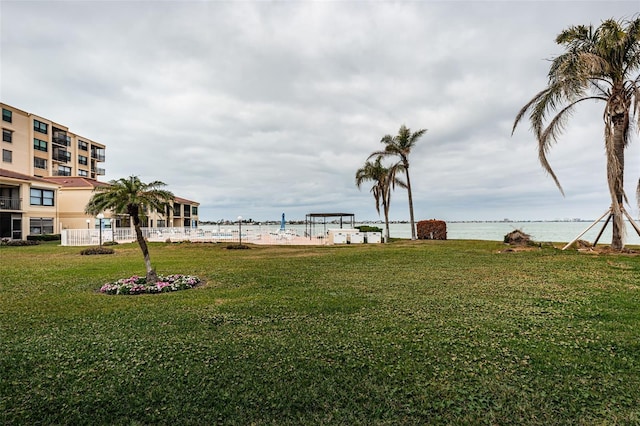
100, 274, 201, 295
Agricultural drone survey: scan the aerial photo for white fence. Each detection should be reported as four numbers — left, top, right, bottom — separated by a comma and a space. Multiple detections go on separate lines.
61, 227, 306, 247
61, 226, 382, 247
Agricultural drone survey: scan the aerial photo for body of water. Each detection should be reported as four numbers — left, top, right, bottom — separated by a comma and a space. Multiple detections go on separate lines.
445, 221, 640, 246
204, 221, 640, 246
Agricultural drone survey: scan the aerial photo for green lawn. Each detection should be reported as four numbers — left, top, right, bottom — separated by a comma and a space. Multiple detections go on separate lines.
1, 240, 639, 425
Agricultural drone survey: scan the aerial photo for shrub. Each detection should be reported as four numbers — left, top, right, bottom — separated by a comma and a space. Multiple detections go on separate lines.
0, 239, 39, 246
227, 244, 250, 250
356, 225, 383, 233
26, 234, 61, 242
80, 246, 115, 255
102, 240, 119, 246
417, 220, 447, 240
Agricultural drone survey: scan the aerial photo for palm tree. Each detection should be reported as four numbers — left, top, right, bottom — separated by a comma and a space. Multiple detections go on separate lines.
513, 17, 640, 251
370, 125, 427, 240
85, 176, 174, 283
356, 156, 406, 242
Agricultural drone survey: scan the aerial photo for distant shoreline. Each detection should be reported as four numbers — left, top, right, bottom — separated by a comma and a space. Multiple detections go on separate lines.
199, 219, 607, 225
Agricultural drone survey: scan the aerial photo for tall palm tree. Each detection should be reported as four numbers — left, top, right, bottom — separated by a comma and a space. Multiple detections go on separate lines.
513, 17, 640, 251
356, 156, 406, 242
370, 125, 427, 240
85, 176, 174, 283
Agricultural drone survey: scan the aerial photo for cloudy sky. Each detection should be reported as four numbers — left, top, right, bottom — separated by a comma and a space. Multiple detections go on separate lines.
2, 1, 639, 222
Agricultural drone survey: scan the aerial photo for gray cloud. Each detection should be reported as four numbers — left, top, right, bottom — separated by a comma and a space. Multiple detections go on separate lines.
2, 0, 639, 222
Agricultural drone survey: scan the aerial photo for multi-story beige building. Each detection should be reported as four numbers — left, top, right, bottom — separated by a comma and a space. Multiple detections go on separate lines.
1, 103, 105, 180
1, 103, 199, 240
171, 196, 200, 228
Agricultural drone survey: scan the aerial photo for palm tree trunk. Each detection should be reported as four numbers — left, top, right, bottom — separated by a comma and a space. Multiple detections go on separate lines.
133, 217, 158, 283
608, 116, 626, 251
382, 199, 390, 243
404, 164, 417, 240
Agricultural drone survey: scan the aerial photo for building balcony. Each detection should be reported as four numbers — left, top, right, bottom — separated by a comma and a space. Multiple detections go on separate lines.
52, 132, 71, 147
91, 167, 105, 175
0, 197, 21, 210
52, 149, 71, 163
53, 170, 71, 177
91, 148, 106, 162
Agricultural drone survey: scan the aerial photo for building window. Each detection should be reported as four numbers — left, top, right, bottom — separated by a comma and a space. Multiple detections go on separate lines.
56, 165, 71, 176
33, 119, 48, 134
30, 188, 55, 206
34, 138, 48, 152
2, 129, 12, 143
2, 149, 11, 163
30, 217, 54, 235
192, 206, 198, 215
95, 218, 112, 229
78, 140, 88, 150
78, 155, 88, 165
78, 169, 88, 177
2, 109, 11, 123
34, 157, 47, 169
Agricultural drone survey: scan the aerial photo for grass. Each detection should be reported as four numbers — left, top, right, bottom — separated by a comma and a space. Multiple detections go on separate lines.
1, 240, 639, 425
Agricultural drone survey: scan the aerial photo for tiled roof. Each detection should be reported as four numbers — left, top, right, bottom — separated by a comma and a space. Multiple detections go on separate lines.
43, 176, 107, 188
1, 170, 199, 205
0, 168, 58, 185
174, 196, 199, 205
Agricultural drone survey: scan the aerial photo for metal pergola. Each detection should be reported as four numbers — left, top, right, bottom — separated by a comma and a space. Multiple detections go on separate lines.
305, 213, 355, 239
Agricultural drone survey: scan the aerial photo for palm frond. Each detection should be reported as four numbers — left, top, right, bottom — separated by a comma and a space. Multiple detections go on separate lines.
367, 150, 388, 160
512, 88, 549, 135
555, 24, 592, 48
355, 154, 406, 218
637, 178, 640, 212
84, 175, 174, 218
540, 96, 606, 148
588, 78, 613, 97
